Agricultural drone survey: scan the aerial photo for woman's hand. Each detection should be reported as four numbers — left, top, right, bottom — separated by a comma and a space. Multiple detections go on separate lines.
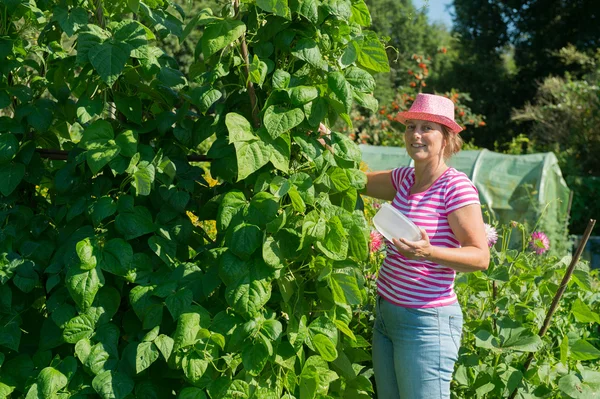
392, 228, 434, 260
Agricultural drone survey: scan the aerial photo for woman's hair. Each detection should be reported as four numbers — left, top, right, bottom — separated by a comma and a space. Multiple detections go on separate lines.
441, 125, 463, 159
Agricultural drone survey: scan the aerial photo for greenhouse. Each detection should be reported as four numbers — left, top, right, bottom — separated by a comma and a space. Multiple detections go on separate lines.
360, 146, 572, 247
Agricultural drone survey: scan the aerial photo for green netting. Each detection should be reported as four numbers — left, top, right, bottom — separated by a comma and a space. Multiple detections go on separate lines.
360, 145, 572, 252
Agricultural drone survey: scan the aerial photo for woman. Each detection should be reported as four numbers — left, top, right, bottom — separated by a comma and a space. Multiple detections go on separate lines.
364, 93, 490, 398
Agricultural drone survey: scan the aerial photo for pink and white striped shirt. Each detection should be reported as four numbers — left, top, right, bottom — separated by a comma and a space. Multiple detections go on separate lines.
377, 167, 480, 308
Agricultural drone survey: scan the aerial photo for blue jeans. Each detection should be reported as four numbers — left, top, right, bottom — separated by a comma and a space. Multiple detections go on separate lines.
372, 295, 463, 399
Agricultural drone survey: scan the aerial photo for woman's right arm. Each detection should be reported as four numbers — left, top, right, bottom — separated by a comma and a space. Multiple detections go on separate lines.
364, 171, 397, 201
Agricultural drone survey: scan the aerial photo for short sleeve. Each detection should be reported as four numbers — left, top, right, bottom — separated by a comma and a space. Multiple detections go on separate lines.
391, 167, 410, 192
444, 174, 480, 214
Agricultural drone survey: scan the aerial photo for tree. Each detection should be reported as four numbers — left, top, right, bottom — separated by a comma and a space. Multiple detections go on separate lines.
442, 0, 600, 148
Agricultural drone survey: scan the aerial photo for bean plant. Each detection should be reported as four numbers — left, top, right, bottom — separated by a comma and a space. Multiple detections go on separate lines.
0, 0, 390, 398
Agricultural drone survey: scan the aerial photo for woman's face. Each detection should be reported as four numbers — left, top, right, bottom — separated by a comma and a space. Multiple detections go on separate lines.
404, 119, 446, 162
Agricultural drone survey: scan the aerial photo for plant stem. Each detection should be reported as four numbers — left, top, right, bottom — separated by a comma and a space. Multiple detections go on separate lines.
234, 0, 260, 128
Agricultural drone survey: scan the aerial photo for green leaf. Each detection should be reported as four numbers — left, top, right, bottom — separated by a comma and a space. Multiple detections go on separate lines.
312, 333, 338, 361
189, 86, 222, 114
136, 341, 160, 373
356, 33, 390, 73
129, 285, 163, 330
497, 318, 543, 352
87, 286, 121, 325
100, 238, 132, 276
291, 38, 327, 70
292, 0, 318, 23
88, 41, 132, 86
154, 334, 174, 361
181, 9, 218, 43
226, 113, 256, 143
219, 251, 250, 286
248, 55, 268, 87
571, 298, 600, 323
316, 216, 348, 260
77, 26, 109, 64
246, 192, 279, 227
182, 352, 209, 383
242, 338, 270, 375
54, 6, 88, 36
115, 130, 138, 157
330, 268, 362, 305
348, 224, 368, 260
333, 319, 356, 341
166, 288, 193, 321
272, 69, 291, 89
340, 41, 358, 67
217, 190, 247, 231
299, 365, 319, 399
0, 314, 21, 351
115, 206, 156, 240
66, 265, 104, 311
80, 120, 114, 149
36, 366, 68, 397
62, 314, 95, 343
234, 139, 271, 181
570, 339, 600, 360
256, 0, 291, 18
323, 0, 352, 20
308, 316, 338, 348
228, 224, 262, 260
173, 312, 201, 350
138, 3, 183, 39
92, 370, 134, 399
0, 163, 25, 196
202, 20, 246, 59
179, 387, 207, 399
263, 106, 305, 139
288, 86, 319, 106
558, 372, 600, 399
226, 275, 271, 319
76, 238, 101, 271
344, 67, 376, 93
114, 20, 148, 48
328, 72, 353, 114
148, 235, 177, 266
88, 145, 121, 175
114, 93, 142, 125
560, 335, 569, 364
89, 196, 117, 226
262, 319, 283, 341
350, 0, 371, 26
86, 342, 115, 375
269, 133, 291, 172
132, 162, 155, 196
0, 90, 10, 109
354, 91, 378, 113
0, 134, 19, 164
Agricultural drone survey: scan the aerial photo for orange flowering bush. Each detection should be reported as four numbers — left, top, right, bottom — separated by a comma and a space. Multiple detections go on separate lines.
347, 54, 486, 146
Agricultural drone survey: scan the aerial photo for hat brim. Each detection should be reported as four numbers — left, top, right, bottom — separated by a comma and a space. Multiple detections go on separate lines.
395, 111, 463, 134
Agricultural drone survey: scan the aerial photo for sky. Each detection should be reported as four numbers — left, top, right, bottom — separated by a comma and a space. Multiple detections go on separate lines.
413, 0, 455, 28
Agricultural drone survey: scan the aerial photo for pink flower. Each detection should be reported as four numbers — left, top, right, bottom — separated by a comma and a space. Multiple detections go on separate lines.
370, 230, 384, 253
373, 202, 381, 209
529, 231, 550, 255
484, 223, 498, 248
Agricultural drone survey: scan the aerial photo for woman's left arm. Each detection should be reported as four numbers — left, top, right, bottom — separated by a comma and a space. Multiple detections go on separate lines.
392, 204, 490, 272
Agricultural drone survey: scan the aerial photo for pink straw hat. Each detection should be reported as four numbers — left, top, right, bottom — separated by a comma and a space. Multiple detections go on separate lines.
395, 93, 463, 134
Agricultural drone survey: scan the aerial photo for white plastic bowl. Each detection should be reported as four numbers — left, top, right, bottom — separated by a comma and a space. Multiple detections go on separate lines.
373, 203, 421, 242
